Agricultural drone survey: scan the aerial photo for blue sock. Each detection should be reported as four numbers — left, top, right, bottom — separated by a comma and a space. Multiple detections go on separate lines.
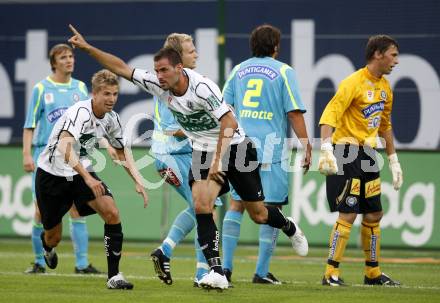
161, 208, 195, 258
31, 220, 45, 266
194, 234, 210, 280
255, 224, 279, 278
70, 217, 89, 269
222, 210, 243, 271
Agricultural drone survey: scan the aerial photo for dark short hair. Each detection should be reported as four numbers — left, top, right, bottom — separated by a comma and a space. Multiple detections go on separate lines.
365, 35, 399, 62
250, 24, 281, 57
49, 43, 73, 72
154, 47, 183, 66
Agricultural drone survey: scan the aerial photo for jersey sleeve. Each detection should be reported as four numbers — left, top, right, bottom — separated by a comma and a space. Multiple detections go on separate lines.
379, 87, 393, 132
222, 64, 241, 107
280, 65, 306, 113
319, 78, 355, 127
195, 81, 230, 120
61, 106, 92, 141
23, 83, 44, 129
131, 68, 165, 97
78, 81, 89, 99
106, 112, 125, 149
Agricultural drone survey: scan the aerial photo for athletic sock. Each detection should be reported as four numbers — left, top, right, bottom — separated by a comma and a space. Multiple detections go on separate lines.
161, 208, 195, 258
194, 234, 210, 280
70, 217, 89, 269
31, 220, 45, 266
196, 213, 223, 275
265, 206, 296, 236
221, 210, 243, 271
104, 223, 123, 279
255, 224, 279, 278
324, 219, 352, 278
361, 221, 382, 279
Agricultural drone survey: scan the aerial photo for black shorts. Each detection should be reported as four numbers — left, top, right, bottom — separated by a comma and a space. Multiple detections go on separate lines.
35, 168, 113, 230
189, 138, 265, 202
326, 144, 382, 214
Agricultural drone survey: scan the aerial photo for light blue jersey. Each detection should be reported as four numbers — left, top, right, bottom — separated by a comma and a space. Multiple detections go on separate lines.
23, 76, 88, 196
223, 57, 306, 164
151, 97, 192, 155
23, 76, 88, 147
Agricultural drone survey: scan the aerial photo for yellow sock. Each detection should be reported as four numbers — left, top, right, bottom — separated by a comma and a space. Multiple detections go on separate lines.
324, 219, 352, 278
361, 221, 381, 279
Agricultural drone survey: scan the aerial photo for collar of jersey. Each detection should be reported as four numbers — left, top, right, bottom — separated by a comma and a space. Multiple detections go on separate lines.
363, 66, 382, 82
46, 76, 72, 87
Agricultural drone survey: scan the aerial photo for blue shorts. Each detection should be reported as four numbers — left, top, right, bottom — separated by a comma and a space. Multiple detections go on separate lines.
31, 146, 45, 200
230, 161, 288, 205
154, 152, 222, 208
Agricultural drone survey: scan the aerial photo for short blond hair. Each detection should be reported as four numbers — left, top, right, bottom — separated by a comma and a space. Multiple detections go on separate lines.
49, 43, 73, 72
91, 69, 119, 92
163, 33, 193, 56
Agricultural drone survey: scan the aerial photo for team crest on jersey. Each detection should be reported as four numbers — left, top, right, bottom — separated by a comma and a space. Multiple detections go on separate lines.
44, 93, 54, 104
366, 90, 374, 101
380, 90, 387, 101
72, 93, 80, 102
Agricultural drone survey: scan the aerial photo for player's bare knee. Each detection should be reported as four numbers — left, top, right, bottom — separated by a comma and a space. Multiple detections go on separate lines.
363, 211, 383, 223
248, 211, 266, 224
103, 207, 120, 224
339, 212, 357, 224
46, 232, 61, 247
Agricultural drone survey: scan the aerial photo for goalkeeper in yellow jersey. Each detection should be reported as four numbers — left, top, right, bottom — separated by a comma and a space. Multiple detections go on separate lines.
318, 35, 403, 286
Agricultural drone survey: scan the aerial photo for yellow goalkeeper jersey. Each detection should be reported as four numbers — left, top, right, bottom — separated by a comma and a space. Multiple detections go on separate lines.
319, 67, 393, 147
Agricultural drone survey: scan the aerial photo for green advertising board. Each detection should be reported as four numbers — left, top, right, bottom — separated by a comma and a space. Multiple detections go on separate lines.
0, 147, 439, 249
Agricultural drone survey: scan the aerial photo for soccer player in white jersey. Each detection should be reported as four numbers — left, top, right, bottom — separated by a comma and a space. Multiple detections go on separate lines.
35, 69, 148, 289
150, 33, 223, 287
22, 43, 100, 275
69, 25, 309, 290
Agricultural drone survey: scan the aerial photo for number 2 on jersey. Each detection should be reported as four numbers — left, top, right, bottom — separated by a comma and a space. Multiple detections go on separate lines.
242, 78, 263, 108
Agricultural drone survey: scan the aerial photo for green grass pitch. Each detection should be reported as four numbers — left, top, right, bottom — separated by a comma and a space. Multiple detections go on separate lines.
1, 238, 439, 303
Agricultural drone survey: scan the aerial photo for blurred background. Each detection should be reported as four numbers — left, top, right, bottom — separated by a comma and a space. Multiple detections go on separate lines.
0, 0, 439, 249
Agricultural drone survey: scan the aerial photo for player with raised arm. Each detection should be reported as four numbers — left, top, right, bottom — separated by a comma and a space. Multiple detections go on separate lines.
69, 25, 308, 290
35, 69, 148, 289
149, 33, 223, 287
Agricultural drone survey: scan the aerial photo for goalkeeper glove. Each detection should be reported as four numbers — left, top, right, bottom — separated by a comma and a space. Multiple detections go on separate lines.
318, 142, 338, 175
388, 153, 403, 190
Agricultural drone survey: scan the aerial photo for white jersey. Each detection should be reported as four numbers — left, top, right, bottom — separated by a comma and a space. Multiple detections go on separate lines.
38, 99, 124, 177
132, 68, 245, 151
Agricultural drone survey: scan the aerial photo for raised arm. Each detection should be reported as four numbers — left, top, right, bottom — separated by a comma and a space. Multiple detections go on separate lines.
68, 24, 133, 80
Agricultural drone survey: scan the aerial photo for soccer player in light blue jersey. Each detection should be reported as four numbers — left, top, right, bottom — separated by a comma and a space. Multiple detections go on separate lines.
22, 44, 100, 274
149, 33, 222, 287
221, 24, 312, 284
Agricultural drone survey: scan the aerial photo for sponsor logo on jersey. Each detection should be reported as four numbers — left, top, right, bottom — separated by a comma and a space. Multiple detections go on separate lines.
44, 92, 54, 104
365, 178, 381, 198
47, 107, 68, 123
237, 65, 279, 80
362, 101, 385, 118
171, 110, 217, 131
